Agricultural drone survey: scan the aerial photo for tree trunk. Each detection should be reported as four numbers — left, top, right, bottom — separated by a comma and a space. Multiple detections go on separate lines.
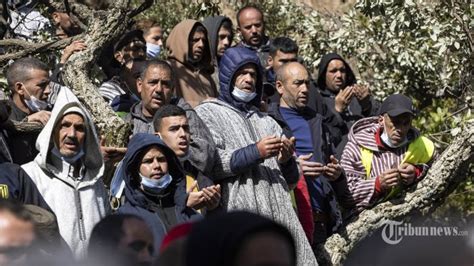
315, 120, 474, 265
61, 1, 133, 147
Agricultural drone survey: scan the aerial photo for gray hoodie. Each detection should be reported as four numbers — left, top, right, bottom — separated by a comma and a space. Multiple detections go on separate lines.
22, 87, 110, 259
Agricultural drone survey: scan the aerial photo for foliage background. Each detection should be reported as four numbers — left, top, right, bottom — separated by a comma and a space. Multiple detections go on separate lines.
132, 0, 473, 224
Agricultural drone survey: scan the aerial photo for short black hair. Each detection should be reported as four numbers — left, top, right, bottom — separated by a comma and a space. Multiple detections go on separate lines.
89, 214, 145, 252
0, 198, 32, 222
153, 104, 187, 132
6, 57, 49, 93
236, 5, 264, 27
269, 37, 298, 57
139, 59, 174, 83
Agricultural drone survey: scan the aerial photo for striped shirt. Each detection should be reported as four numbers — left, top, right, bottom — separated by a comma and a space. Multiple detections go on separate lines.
341, 117, 429, 211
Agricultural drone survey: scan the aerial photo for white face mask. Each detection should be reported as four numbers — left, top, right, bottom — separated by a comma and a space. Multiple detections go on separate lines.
146, 42, 161, 58
381, 130, 408, 148
140, 173, 173, 195
23, 86, 48, 112
231, 86, 257, 103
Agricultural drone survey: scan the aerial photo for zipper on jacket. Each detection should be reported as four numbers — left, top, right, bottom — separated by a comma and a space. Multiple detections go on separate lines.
74, 185, 86, 241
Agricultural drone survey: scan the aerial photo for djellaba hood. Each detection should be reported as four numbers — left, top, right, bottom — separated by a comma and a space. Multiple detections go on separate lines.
33, 87, 103, 187
217, 46, 263, 111
316, 53, 357, 95
166, 19, 213, 71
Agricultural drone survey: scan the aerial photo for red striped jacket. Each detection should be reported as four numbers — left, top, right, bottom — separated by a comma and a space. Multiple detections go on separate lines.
341, 117, 431, 211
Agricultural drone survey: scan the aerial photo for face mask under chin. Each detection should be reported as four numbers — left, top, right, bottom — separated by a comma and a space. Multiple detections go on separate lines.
232, 86, 257, 103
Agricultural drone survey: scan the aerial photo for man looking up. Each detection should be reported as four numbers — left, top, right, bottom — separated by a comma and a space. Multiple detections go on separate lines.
153, 105, 221, 214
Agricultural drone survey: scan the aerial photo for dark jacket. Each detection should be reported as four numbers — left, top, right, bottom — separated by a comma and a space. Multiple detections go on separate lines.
217, 46, 299, 185
316, 53, 381, 157
0, 102, 12, 163
117, 133, 199, 253
0, 162, 52, 211
5, 101, 41, 164
268, 103, 353, 232
125, 97, 216, 174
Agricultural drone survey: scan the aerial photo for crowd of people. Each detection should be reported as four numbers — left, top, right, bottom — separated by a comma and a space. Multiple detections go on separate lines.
0, 2, 436, 266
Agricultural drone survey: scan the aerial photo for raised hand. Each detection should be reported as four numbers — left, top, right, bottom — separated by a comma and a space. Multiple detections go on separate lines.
297, 153, 325, 178
257, 135, 283, 159
335, 86, 354, 113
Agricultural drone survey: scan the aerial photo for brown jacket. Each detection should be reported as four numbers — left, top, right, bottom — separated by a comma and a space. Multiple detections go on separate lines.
166, 19, 217, 108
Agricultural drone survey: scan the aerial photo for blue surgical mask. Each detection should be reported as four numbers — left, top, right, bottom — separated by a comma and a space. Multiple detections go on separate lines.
146, 42, 161, 58
51, 146, 85, 164
140, 173, 173, 195
381, 130, 408, 148
23, 87, 48, 112
232, 86, 257, 103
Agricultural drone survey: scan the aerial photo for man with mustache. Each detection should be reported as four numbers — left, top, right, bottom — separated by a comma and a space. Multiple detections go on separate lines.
124, 59, 216, 179
21, 88, 110, 259
195, 47, 317, 265
315, 53, 381, 158
340, 94, 435, 211
236, 5, 271, 68
166, 20, 217, 108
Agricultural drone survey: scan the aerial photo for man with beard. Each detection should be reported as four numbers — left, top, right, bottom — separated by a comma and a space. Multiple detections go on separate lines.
236, 5, 271, 68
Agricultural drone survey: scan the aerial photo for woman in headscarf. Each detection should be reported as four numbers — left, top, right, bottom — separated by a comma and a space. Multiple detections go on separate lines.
117, 133, 199, 254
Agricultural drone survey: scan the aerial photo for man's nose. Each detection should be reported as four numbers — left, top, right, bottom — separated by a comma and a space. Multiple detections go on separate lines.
44, 84, 51, 96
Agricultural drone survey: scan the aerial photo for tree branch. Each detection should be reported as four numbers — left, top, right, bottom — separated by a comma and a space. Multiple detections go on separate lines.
0, 37, 79, 65
315, 119, 474, 265
129, 0, 154, 18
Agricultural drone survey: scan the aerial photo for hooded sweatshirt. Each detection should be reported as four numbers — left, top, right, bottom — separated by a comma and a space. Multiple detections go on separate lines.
202, 15, 233, 87
166, 19, 217, 108
21, 87, 109, 259
316, 53, 381, 157
340, 116, 430, 211
195, 47, 317, 266
117, 133, 199, 254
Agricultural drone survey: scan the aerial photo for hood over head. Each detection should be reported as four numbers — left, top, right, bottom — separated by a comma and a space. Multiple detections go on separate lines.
34, 87, 103, 184
166, 19, 212, 69
316, 53, 356, 93
218, 46, 263, 110
202, 16, 233, 61
186, 211, 296, 266
119, 133, 184, 206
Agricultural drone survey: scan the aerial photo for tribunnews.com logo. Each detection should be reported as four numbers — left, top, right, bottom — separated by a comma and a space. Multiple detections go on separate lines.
381, 220, 469, 245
